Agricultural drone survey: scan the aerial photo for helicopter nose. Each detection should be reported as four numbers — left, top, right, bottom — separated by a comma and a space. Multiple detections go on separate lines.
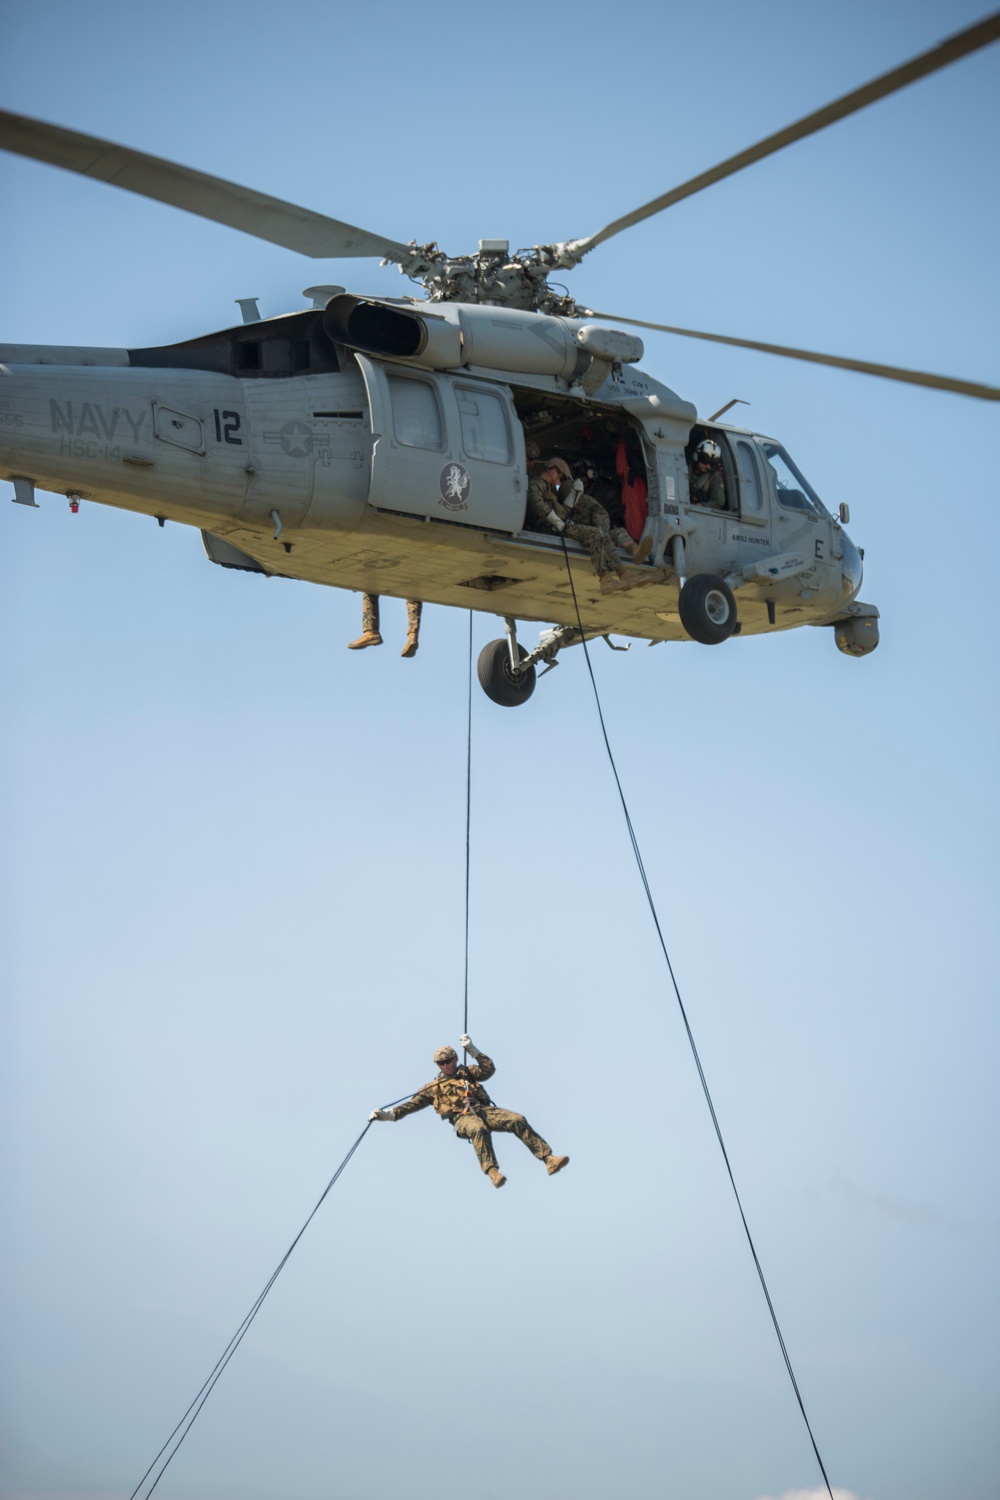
841, 531, 863, 597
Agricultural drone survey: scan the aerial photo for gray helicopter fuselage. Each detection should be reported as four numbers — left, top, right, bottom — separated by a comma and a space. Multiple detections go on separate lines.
0, 300, 871, 648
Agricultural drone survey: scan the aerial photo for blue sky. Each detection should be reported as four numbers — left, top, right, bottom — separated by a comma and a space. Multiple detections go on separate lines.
1, 4, 998, 1500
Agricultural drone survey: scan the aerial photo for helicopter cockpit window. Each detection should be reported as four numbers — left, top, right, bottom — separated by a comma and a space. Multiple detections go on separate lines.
387, 374, 443, 450
760, 441, 827, 517
457, 388, 511, 465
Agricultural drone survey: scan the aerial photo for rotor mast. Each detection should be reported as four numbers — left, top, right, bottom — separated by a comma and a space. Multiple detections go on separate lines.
389, 239, 582, 316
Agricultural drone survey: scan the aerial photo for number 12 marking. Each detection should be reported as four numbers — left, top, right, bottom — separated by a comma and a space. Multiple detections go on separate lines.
213, 409, 243, 445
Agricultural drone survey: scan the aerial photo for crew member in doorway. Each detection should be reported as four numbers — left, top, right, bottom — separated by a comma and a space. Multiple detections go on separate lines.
575, 455, 624, 529
369, 1037, 569, 1189
348, 594, 422, 657
689, 440, 727, 510
527, 458, 651, 594
569, 458, 651, 567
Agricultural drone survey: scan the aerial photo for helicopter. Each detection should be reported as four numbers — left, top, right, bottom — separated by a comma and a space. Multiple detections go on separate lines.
1, 15, 997, 708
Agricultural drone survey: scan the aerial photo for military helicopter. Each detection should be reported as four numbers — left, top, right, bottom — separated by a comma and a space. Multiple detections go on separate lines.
2, 15, 998, 708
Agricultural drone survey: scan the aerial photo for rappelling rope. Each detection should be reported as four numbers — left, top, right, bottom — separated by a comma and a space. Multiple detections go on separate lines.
559, 540, 836, 1500
128, 1090, 414, 1500
462, 610, 473, 1058
134, 627, 478, 1498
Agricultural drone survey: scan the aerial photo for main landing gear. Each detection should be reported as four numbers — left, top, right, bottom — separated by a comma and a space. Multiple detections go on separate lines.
477, 567, 742, 706
477, 617, 628, 708
666, 537, 739, 646
678, 574, 738, 645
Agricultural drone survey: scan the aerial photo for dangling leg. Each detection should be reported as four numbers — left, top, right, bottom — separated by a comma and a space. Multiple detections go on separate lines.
455, 1113, 505, 1187
401, 599, 422, 658
566, 522, 651, 595
348, 593, 383, 650
612, 525, 653, 565
565, 521, 625, 594
566, 521, 615, 580
480, 1107, 568, 1176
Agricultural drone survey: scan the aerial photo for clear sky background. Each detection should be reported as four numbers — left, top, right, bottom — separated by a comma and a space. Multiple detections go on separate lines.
1, 4, 998, 1500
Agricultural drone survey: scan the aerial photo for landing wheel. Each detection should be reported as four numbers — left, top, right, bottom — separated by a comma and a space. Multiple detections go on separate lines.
679, 574, 738, 645
477, 639, 537, 707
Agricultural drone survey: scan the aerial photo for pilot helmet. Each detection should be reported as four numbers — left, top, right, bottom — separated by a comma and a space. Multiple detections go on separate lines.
433, 1045, 458, 1065
694, 439, 722, 465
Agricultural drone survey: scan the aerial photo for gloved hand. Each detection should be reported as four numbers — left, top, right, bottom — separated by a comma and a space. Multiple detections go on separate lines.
546, 509, 565, 532
369, 1108, 395, 1122
571, 478, 584, 495
460, 1034, 482, 1060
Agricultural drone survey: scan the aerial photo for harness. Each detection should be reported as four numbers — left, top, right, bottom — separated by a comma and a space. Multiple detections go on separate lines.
440, 1065, 493, 1121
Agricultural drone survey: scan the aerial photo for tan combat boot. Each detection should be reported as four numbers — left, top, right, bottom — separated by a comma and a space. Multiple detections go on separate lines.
545, 1154, 570, 1176
488, 1167, 507, 1188
631, 535, 654, 565
615, 569, 655, 592
347, 630, 383, 650
599, 572, 629, 594
400, 631, 419, 659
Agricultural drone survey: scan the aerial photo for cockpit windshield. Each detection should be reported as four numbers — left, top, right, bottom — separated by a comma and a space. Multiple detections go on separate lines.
758, 441, 828, 517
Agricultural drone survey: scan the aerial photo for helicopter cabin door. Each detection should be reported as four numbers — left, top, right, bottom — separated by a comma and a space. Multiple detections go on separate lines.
356, 356, 526, 531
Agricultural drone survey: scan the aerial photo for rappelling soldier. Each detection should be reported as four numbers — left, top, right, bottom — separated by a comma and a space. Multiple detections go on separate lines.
348, 593, 422, 656
369, 1036, 569, 1189
526, 457, 652, 595
689, 439, 727, 510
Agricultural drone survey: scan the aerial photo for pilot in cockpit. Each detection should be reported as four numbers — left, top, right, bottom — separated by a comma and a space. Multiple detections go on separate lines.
689, 439, 727, 510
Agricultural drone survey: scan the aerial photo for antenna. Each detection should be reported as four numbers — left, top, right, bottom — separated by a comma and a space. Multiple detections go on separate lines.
708, 398, 750, 422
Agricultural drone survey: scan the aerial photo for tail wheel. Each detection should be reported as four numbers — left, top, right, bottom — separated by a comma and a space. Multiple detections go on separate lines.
477, 639, 537, 707
679, 574, 738, 645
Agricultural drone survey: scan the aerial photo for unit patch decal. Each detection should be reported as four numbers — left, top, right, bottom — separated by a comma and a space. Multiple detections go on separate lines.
439, 462, 471, 511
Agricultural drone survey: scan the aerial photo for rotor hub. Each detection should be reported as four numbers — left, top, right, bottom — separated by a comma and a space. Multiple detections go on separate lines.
391, 240, 582, 315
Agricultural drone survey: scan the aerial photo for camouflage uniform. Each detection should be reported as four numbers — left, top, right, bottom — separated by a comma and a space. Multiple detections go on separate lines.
526, 474, 565, 532
608, 523, 637, 552
361, 593, 423, 634
565, 491, 636, 577
526, 475, 630, 580
690, 464, 727, 510
393, 1053, 553, 1176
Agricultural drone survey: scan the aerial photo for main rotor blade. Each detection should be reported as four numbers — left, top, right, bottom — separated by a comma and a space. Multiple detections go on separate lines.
568, 11, 1000, 260
0, 110, 415, 262
586, 311, 1000, 402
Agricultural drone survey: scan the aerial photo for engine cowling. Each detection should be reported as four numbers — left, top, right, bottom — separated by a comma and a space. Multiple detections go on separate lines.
321, 294, 643, 381
323, 295, 462, 367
